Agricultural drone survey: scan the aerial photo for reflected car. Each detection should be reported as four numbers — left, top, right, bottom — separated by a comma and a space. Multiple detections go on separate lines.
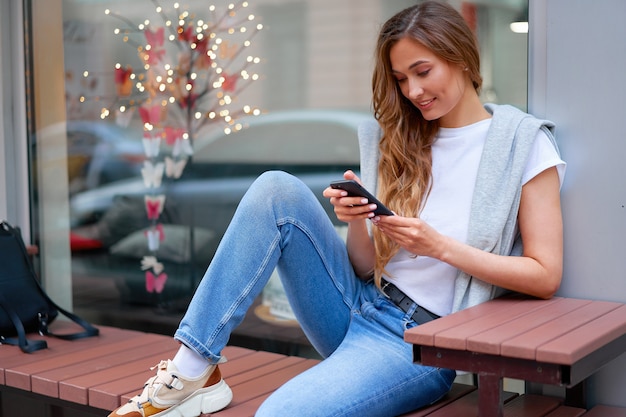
70, 109, 370, 226
70, 109, 372, 304
66, 120, 145, 195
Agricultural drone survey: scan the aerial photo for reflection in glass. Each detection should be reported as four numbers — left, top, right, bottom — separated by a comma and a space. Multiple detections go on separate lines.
46, 0, 529, 352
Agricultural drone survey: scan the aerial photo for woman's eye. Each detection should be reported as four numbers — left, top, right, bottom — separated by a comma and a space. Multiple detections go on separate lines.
417, 69, 430, 77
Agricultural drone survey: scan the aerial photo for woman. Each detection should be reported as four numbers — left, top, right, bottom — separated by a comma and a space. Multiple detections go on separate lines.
109, 2, 565, 417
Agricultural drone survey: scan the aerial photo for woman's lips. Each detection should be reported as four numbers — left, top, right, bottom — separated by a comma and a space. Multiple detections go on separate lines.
417, 98, 435, 110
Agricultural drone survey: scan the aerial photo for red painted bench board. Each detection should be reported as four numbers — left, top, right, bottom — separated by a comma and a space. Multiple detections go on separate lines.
465, 298, 590, 356
582, 405, 626, 417
536, 304, 626, 364
544, 406, 587, 417
404, 296, 533, 347
399, 382, 477, 416
501, 301, 623, 362
416, 389, 517, 416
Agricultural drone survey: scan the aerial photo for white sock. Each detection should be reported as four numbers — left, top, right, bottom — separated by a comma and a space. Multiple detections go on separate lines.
172, 344, 211, 378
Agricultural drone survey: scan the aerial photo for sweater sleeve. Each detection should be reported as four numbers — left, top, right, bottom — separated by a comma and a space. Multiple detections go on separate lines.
357, 118, 382, 196
357, 118, 383, 237
451, 104, 559, 312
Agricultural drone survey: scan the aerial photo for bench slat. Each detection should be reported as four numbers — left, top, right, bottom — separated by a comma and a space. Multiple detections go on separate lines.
404, 296, 532, 347
544, 405, 587, 417
31, 333, 179, 401
218, 359, 318, 412
210, 394, 267, 417
582, 405, 626, 416
223, 356, 308, 387
3, 325, 145, 391
499, 301, 621, 361
466, 298, 590, 356
399, 383, 476, 416
503, 394, 562, 416
420, 389, 518, 416
59, 348, 179, 405
537, 304, 626, 364
434, 298, 560, 351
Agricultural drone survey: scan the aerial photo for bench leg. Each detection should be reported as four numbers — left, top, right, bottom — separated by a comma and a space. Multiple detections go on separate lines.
565, 381, 586, 408
478, 374, 504, 417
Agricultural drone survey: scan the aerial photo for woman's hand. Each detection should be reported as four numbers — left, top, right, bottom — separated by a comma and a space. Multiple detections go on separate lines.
372, 215, 447, 260
323, 170, 380, 223
323, 170, 378, 279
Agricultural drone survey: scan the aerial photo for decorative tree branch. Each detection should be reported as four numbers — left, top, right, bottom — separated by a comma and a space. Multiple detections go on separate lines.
82, 0, 263, 297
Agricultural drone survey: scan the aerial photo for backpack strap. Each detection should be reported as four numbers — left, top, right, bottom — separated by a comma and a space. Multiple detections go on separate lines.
0, 292, 48, 353
38, 300, 100, 340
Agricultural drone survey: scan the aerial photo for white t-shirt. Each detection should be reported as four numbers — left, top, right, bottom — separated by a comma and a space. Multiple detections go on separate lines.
383, 118, 565, 316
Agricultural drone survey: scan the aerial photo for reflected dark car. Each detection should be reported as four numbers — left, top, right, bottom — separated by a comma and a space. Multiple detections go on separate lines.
70, 109, 371, 305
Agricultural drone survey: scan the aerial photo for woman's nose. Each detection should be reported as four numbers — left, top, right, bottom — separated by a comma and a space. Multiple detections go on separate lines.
407, 79, 424, 99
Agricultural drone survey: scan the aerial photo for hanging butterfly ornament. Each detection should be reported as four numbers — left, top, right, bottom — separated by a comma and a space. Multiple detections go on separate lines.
82, 1, 264, 297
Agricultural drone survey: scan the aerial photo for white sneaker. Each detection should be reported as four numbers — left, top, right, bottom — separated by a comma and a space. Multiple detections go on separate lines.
108, 359, 233, 417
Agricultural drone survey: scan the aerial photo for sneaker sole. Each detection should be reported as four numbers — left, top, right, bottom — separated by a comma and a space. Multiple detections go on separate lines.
152, 379, 233, 417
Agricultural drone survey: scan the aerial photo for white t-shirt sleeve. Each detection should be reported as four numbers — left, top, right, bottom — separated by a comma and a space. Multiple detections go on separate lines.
522, 129, 566, 187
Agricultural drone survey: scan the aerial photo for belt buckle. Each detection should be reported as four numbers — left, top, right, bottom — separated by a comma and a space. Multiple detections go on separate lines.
381, 279, 392, 298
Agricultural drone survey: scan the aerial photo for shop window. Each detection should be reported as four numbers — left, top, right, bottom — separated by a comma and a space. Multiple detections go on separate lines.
25, 0, 528, 356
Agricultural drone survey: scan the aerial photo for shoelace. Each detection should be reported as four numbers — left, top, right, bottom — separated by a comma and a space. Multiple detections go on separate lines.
133, 360, 179, 407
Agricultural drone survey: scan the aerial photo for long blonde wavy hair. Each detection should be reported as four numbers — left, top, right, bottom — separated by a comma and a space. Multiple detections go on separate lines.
371, 1, 483, 287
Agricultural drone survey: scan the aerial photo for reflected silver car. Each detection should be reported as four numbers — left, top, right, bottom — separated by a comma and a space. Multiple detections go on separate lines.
66, 120, 145, 195
70, 109, 369, 228
70, 109, 372, 304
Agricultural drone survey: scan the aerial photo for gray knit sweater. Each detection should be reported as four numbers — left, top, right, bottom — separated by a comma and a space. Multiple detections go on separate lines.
357, 104, 560, 313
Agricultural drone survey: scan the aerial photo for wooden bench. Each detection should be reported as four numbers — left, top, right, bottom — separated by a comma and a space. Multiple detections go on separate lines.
0, 322, 321, 416
0, 323, 485, 416
2, 301, 625, 417
405, 294, 626, 417
0, 321, 563, 417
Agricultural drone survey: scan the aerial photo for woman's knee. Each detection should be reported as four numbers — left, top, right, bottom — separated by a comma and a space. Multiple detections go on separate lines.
252, 170, 306, 194
245, 170, 316, 212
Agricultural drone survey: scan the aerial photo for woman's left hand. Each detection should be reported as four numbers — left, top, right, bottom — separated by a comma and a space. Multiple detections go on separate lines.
372, 215, 447, 260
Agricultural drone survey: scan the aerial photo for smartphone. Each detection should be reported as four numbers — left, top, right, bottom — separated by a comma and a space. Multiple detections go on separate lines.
330, 180, 394, 216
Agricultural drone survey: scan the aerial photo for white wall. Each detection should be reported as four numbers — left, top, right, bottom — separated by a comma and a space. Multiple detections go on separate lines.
529, 0, 626, 407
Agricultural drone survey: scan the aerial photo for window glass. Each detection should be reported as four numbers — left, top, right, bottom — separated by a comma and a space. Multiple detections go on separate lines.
40, 0, 528, 354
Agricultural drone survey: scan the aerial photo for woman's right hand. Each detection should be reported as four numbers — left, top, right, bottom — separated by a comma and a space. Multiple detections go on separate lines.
324, 170, 377, 278
323, 170, 379, 223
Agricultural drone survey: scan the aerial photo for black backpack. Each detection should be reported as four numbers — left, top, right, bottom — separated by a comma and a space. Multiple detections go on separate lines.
0, 220, 99, 353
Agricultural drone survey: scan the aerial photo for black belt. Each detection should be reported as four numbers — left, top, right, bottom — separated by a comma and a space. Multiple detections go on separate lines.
381, 279, 440, 324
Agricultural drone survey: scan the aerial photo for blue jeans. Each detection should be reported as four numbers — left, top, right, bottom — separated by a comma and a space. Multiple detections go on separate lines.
174, 171, 455, 416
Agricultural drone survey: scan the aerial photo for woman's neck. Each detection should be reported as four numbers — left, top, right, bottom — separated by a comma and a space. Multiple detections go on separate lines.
439, 90, 491, 128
